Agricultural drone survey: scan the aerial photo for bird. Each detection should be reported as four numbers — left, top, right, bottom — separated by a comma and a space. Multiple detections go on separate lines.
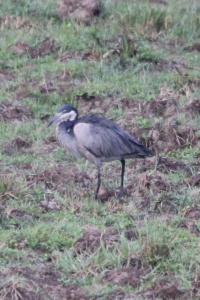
48, 103, 152, 199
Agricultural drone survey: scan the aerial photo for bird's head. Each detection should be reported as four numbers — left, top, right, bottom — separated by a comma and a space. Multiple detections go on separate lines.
48, 104, 78, 127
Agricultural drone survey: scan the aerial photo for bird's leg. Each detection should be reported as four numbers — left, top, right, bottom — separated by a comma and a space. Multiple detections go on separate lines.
95, 161, 101, 200
118, 159, 125, 198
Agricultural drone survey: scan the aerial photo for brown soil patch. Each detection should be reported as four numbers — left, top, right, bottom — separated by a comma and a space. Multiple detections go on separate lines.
138, 171, 171, 195
123, 254, 143, 269
187, 174, 200, 186
179, 220, 200, 236
166, 38, 186, 48
2, 136, 32, 155
145, 93, 178, 118
6, 207, 32, 220
184, 98, 200, 114
0, 69, 15, 86
124, 229, 138, 241
140, 157, 199, 176
73, 225, 119, 254
0, 102, 32, 122
101, 267, 143, 287
79, 96, 143, 117
10, 38, 59, 58
30, 38, 59, 58
146, 91, 199, 152
154, 157, 192, 174
186, 43, 200, 52
134, 278, 187, 299
26, 165, 92, 196
9, 41, 31, 56
191, 273, 200, 297
182, 205, 200, 220
0, 266, 87, 300
58, 0, 101, 23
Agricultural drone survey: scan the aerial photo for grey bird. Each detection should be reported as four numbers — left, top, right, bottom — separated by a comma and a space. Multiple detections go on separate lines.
48, 104, 152, 199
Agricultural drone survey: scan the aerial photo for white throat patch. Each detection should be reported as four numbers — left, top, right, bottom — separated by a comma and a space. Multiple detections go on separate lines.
59, 110, 77, 122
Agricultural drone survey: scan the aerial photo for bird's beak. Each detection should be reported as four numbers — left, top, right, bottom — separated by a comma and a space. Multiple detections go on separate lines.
47, 113, 62, 127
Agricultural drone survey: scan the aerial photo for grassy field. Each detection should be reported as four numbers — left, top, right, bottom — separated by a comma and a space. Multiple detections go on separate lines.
0, 0, 200, 299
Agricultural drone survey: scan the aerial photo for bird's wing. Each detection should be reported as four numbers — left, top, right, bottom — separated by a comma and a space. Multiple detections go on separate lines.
73, 115, 148, 159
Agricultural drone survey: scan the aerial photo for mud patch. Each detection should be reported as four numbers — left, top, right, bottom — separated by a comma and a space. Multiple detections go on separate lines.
26, 165, 92, 196
184, 98, 200, 115
30, 38, 59, 58
2, 136, 32, 155
58, 0, 101, 23
145, 92, 178, 118
0, 266, 87, 300
101, 267, 143, 287
186, 43, 200, 52
78, 96, 143, 117
9, 41, 30, 56
138, 171, 171, 195
154, 157, 192, 174
10, 38, 59, 58
182, 205, 200, 220
73, 225, 119, 254
140, 157, 199, 176
0, 102, 32, 122
142, 89, 199, 153
191, 273, 200, 298
179, 219, 200, 236
134, 278, 187, 299
26, 167, 70, 188
187, 174, 200, 187
0, 69, 15, 87
6, 207, 32, 220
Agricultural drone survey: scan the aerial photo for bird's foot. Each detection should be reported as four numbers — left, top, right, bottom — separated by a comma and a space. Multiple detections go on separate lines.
117, 188, 129, 199
117, 188, 125, 199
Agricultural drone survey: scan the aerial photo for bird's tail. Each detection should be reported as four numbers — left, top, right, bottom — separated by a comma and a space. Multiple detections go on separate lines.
137, 145, 153, 158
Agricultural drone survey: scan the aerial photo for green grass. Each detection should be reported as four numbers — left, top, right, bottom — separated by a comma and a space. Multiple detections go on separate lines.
0, 0, 200, 298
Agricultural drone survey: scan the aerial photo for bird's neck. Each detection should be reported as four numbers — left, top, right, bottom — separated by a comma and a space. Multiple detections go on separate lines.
57, 113, 77, 132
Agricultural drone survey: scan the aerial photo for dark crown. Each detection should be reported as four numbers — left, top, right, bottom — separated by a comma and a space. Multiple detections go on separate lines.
57, 104, 78, 115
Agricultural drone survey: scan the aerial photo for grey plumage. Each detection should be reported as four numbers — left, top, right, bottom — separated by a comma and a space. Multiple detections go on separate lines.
48, 104, 152, 199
